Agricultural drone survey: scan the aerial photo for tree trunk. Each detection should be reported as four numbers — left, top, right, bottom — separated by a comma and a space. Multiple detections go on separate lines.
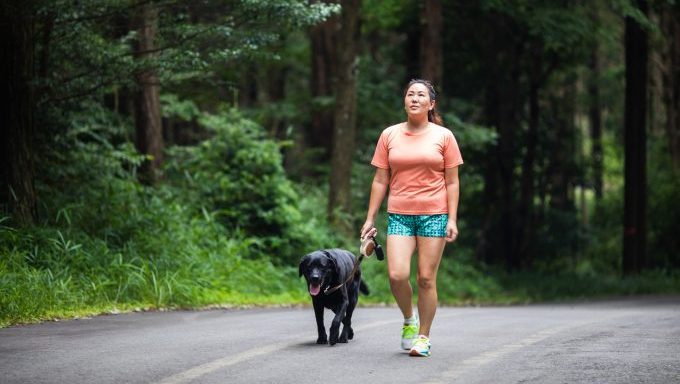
478, 55, 522, 269
132, 2, 163, 185
623, 0, 649, 275
328, 0, 361, 234
309, 4, 337, 166
419, 0, 443, 86
476, 30, 523, 268
548, 75, 577, 213
0, 2, 37, 225
516, 40, 542, 268
588, 9, 604, 199
660, 4, 680, 170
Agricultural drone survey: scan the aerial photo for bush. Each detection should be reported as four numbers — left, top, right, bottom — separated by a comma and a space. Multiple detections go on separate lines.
0, 102, 320, 326
165, 108, 343, 265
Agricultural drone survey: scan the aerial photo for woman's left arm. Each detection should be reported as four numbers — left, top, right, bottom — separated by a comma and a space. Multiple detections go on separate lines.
444, 166, 460, 243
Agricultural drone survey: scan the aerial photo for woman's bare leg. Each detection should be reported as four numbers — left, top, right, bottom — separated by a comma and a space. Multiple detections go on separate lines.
386, 235, 417, 318
415, 236, 446, 336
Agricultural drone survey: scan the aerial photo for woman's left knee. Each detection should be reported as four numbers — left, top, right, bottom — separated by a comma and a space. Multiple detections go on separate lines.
416, 275, 436, 290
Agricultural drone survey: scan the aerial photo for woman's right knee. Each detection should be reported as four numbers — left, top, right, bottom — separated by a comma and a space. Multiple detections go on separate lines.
389, 270, 410, 285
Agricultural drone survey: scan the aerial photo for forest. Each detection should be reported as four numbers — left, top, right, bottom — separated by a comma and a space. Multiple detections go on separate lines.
1, 0, 679, 327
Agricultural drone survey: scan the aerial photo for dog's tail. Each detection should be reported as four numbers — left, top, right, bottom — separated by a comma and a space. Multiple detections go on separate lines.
359, 280, 370, 296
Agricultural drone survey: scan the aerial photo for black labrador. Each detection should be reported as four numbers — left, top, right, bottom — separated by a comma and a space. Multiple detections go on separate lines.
299, 249, 369, 345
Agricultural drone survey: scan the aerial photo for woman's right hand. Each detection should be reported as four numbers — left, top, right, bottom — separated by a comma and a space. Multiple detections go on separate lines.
360, 220, 377, 240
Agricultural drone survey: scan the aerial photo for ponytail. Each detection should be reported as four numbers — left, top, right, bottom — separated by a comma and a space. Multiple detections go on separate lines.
428, 108, 443, 126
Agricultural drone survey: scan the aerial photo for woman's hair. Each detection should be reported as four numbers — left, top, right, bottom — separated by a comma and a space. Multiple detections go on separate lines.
404, 79, 443, 126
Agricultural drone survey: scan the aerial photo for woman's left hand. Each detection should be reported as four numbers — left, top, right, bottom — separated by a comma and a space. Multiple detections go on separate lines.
445, 220, 458, 243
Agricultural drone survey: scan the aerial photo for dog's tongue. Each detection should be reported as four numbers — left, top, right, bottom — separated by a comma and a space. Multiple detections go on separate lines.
309, 283, 321, 296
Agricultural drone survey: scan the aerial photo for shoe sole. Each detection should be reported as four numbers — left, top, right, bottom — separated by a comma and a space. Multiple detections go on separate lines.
409, 349, 430, 357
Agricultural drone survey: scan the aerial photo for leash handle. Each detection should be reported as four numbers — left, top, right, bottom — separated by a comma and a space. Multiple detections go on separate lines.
361, 235, 384, 261
373, 239, 384, 261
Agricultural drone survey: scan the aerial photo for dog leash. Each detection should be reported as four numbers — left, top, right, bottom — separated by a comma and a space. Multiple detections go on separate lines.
322, 251, 364, 295
322, 236, 382, 295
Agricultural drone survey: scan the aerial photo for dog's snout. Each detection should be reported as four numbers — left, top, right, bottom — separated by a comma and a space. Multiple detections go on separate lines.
309, 271, 322, 284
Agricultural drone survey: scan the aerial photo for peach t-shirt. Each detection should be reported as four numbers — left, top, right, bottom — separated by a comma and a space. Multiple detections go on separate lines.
370, 123, 463, 215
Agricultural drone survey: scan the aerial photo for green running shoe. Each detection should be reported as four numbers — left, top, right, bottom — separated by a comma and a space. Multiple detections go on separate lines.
409, 335, 431, 357
401, 320, 419, 350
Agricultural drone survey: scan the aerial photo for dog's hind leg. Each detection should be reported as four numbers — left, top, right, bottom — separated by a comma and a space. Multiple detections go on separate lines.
313, 300, 328, 344
345, 296, 358, 340
344, 283, 360, 341
342, 309, 354, 341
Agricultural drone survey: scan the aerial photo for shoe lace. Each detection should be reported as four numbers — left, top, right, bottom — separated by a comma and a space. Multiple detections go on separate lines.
402, 323, 418, 338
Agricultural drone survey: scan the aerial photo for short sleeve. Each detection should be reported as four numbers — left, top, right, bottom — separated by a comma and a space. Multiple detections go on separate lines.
370, 131, 390, 169
443, 131, 464, 168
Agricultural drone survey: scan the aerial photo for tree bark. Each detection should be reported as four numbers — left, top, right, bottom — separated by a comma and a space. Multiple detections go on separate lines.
419, 0, 443, 85
623, 0, 649, 276
0, 2, 37, 225
476, 22, 524, 268
479, 50, 522, 269
516, 40, 542, 268
328, 0, 361, 234
588, 8, 604, 199
132, 2, 163, 185
309, 5, 337, 165
548, 74, 577, 213
660, 4, 680, 170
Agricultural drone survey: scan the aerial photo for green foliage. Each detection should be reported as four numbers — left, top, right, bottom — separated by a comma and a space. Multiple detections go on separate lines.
647, 139, 680, 270
1, 101, 325, 326
4, 0, 679, 329
443, 113, 498, 150
362, 0, 415, 31
35, 0, 340, 104
165, 108, 338, 264
161, 94, 201, 121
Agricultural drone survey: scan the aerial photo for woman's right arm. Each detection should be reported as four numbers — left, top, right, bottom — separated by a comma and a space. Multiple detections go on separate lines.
360, 167, 390, 239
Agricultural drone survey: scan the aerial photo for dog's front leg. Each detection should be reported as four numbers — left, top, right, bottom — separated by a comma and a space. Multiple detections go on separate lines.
312, 299, 327, 344
329, 289, 349, 345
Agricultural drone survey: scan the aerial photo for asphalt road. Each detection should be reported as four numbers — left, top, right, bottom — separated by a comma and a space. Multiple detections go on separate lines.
1, 296, 679, 384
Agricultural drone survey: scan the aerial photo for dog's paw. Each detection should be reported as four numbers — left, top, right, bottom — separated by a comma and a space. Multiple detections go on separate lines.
316, 336, 328, 344
329, 333, 338, 346
338, 334, 348, 343
347, 328, 354, 340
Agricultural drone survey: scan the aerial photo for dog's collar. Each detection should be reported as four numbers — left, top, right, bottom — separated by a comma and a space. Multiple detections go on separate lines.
319, 250, 337, 294
322, 250, 364, 296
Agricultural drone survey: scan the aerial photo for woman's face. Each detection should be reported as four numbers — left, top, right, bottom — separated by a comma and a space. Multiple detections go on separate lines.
404, 83, 434, 116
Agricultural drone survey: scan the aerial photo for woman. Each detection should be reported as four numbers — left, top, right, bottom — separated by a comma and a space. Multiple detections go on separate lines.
360, 79, 463, 357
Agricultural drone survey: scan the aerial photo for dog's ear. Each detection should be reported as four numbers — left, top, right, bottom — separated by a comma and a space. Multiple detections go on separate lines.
326, 253, 338, 271
299, 255, 308, 277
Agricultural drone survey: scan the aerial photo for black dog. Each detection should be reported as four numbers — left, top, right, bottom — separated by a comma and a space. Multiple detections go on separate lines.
299, 249, 369, 345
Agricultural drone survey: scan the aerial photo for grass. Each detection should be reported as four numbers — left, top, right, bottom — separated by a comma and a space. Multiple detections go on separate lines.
2, 237, 678, 328
2, 131, 676, 327
2, 203, 678, 328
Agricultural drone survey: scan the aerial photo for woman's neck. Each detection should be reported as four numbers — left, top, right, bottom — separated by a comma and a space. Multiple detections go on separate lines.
405, 117, 429, 132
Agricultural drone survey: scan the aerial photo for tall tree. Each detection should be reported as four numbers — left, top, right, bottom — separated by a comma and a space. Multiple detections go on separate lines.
328, 0, 361, 234
588, 5, 604, 199
0, 1, 37, 225
483, 42, 523, 268
310, 9, 337, 164
623, 0, 649, 275
516, 38, 543, 267
548, 74, 577, 213
132, 2, 163, 184
660, 2, 680, 170
419, 0, 443, 85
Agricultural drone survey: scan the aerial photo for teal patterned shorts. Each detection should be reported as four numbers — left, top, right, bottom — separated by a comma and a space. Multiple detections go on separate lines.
387, 213, 448, 237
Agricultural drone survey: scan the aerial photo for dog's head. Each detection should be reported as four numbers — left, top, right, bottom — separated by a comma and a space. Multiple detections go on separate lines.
299, 251, 337, 296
